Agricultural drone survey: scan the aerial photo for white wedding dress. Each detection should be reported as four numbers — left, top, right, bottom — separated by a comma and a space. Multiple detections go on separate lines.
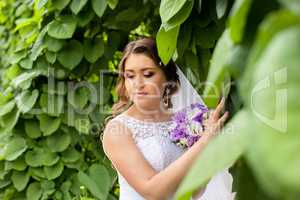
110, 112, 235, 200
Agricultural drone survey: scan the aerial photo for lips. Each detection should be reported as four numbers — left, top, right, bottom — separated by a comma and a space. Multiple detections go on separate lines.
135, 92, 148, 96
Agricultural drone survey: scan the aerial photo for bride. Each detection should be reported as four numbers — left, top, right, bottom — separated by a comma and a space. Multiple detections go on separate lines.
101, 37, 234, 200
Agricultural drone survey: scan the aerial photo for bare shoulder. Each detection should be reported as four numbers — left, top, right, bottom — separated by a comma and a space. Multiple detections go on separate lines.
101, 117, 157, 198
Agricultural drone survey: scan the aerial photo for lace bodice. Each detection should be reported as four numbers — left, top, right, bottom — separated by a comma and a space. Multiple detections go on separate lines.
110, 113, 187, 200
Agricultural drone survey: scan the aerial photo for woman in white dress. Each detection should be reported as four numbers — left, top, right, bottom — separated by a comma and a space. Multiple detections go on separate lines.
101, 37, 230, 200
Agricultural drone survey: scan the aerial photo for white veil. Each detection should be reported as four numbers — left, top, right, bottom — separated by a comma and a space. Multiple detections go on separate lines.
170, 65, 236, 200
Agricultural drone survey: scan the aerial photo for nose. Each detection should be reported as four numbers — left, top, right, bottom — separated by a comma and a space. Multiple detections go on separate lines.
133, 75, 145, 89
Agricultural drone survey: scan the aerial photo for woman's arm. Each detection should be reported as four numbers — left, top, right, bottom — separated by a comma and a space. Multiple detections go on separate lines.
102, 99, 228, 200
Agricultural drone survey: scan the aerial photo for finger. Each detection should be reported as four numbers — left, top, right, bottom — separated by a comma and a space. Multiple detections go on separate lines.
218, 111, 229, 126
212, 98, 226, 120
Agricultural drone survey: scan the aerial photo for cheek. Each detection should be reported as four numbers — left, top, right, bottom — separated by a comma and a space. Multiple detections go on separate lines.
145, 76, 166, 95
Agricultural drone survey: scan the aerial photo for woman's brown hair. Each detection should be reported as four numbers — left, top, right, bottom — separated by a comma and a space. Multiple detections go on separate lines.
103, 37, 180, 125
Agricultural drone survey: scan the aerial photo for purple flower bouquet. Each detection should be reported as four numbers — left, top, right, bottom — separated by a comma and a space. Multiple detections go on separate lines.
169, 102, 209, 149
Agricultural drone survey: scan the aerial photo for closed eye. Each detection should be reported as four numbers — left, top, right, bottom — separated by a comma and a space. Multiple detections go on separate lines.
144, 72, 154, 78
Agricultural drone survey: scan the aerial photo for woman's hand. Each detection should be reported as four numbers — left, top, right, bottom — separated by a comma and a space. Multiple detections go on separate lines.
201, 97, 229, 141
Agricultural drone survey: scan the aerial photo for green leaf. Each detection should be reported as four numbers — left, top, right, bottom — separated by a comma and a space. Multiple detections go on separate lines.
156, 25, 180, 65
3, 137, 27, 161
57, 40, 83, 70
46, 130, 71, 152
16, 89, 39, 113
241, 10, 300, 105
0, 100, 15, 117
92, 0, 107, 18
203, 29, 233, 108
78, 164, 111, 199
83, 38, 105, 63
5, 156, 27, 171
45, 51, 57, 64
37, 114, 61, 136
48, 16, 77, 39
228, 0, 252, 43
74, 117, 90, 134
39, 93, 64, 117
243, 26, 300, 198
11, 170, 30, 191
175, 111, 249, 199
70, 0, 88, 14
37, 0, 49, 9
61, 147, 81, 163
162, 0, 194, 30
107, 0, 119, 10
26, 182, 42, 200
279, 0, 300, 15
45, 35, 65, 52
160, 0, 188, 23
216, 0, 228, 19
44, 161, 64, 180
25, 148, 45, 167
11, 70, 43, 90
43, 149, 60, 166
52, 0, 71, 10
25, 120, 42, 139
0, 107, 20, 135
68, 87, 89, 109
20, 57, 33, 69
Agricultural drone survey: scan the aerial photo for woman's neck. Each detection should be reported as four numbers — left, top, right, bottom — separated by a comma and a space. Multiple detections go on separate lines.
125, 105, 173, 122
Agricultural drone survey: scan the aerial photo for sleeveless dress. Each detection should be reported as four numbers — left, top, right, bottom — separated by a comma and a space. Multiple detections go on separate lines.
110, 113, 236, 200
110, 112, 188, 200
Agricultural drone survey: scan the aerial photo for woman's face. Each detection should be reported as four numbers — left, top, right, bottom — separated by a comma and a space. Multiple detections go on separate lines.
123, 53, 167, 111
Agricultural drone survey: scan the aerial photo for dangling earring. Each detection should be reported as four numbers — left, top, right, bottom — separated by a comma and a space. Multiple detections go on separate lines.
163, 88, 170, 107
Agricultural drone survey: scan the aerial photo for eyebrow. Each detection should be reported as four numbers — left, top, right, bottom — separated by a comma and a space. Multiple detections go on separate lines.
124, 67, 156, 72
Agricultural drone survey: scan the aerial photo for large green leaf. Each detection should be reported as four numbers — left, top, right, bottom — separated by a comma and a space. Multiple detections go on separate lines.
37, 114, 61, 136
2, 137, 27, 161
5, 156, 27, 171
279, 0, 300, 15
243, 26, 300, 198
216, 0, 228, 19
91, 0, 107, 18
45, 35, 65, 52
0, 107, 20, 135
163, 0, 194, 30
228, 0, 252, 43
240, 10, 300, 104
160, 0, 188, 23
0, 100, 15, 117
67, 86, 89, 109
25, 148, 45, 167
46, 130, 71, 152
156, 25, 180, 65
175, 111, 250, 200
11, 70, 43, 90
83, 38, 105, 63
24, 120, 42, 139
39, 93, 64, 117
16, 89, 39, 113
48, 16, 77, 39
52, 0, 71, 10
70, 0, 88, 14
78, 164, 111, 199
61, 147, 81, 163
44, 161, 64, 180
57, 40, 83, 70
26, 182, 42, 200
203, 29, 233, 108
107, 0, 119, 10
11, 170, 30, 191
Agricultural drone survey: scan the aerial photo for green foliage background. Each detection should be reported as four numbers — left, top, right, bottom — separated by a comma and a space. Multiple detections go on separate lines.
0, 0, 299, 200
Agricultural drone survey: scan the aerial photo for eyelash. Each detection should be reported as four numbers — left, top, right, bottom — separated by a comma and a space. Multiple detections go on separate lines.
125, 72, 154, 79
